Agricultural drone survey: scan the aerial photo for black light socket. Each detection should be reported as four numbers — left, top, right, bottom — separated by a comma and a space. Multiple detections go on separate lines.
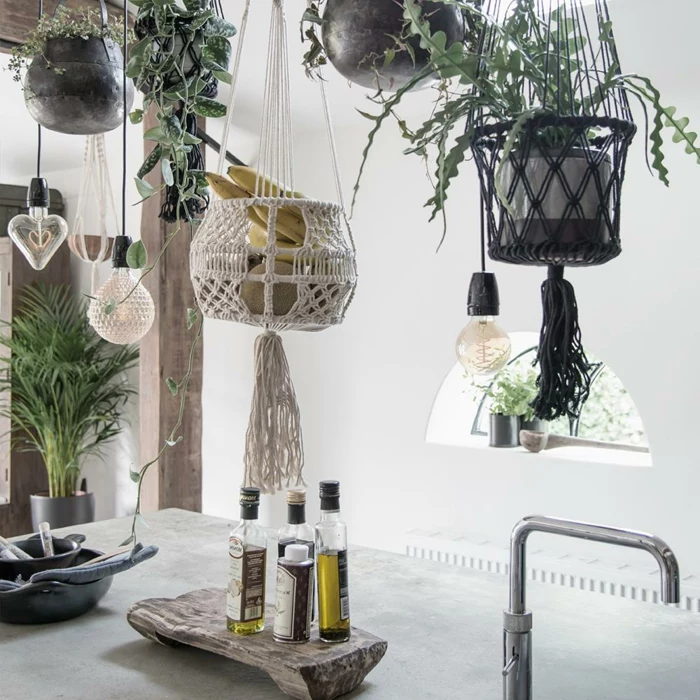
467, 271, 500, 317
112, 235, 133, 268
27, 178, 50, 208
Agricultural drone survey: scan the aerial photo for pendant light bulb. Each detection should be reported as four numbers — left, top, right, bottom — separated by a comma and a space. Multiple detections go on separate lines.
7, 178, 68, 271
88, 236, 155, 345
456, 272, 512, 377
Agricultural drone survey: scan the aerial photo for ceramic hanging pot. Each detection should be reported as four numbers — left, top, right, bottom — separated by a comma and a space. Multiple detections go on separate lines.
24, 36, 134, 135
321, 0, 465, 92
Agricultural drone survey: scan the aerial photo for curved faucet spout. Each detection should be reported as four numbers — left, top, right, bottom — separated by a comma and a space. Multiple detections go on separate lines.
509, 515, 681, 615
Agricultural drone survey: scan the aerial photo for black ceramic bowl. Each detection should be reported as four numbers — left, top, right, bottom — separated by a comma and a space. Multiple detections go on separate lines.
0, 547, 112, 624
0, 534, 85, 581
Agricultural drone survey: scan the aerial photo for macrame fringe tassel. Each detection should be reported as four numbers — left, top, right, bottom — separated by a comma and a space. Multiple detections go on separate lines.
532, 266, 591, 422
243, 331, 304, 494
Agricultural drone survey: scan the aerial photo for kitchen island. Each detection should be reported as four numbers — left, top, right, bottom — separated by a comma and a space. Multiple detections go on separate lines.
2, 509, 699, 699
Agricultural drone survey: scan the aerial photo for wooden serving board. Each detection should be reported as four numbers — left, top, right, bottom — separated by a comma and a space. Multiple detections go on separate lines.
127, 588, 388, 700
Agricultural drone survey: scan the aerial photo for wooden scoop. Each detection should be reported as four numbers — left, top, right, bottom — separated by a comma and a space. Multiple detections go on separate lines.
519, 430, 650, 455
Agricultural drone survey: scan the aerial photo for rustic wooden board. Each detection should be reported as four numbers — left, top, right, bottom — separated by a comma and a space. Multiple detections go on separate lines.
127, 588, 388, 700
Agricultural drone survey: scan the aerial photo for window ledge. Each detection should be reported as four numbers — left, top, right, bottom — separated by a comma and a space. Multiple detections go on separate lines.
428, 434, 652, 469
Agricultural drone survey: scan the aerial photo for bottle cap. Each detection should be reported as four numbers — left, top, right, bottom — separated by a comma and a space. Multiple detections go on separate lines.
112, 235, 133, 269
27, 178, 50, 208
319, 480, 340, 498
284, 544, 309, 562
240, 486, 260, 506
286, 488, 306, 505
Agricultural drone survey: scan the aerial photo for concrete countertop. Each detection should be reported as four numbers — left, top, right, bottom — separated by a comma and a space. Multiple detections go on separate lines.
2, 509, 699, 699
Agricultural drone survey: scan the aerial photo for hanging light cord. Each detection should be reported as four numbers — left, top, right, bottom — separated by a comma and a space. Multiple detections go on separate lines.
121, 0, 128, 237
36, 0, 43, 179
479, 196, 486, 272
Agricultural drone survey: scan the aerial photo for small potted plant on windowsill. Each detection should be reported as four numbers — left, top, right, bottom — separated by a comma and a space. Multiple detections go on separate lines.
481, 366, 545, 447
0, 285, 138, 529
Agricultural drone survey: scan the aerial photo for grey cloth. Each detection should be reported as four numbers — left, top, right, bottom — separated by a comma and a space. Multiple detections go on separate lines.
0, 543, 158, 592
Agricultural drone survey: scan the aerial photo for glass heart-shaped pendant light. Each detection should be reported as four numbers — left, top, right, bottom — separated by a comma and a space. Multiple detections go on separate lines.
8, 178, 68, 270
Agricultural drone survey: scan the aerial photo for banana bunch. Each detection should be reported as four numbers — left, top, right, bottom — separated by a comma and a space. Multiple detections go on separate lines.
206, 167, 307, 247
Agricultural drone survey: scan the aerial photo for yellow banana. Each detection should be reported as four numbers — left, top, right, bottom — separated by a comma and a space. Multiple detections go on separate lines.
253, 205, 306, 246
205, 172, 251, 200
249, 223, 302, 264
227, 165, 305, 199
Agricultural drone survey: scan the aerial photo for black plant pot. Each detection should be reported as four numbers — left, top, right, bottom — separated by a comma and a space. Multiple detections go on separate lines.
24, 37, 135, 135
30, 492, 95, 531
322, 0, 465, 92
489, 414, 520, 448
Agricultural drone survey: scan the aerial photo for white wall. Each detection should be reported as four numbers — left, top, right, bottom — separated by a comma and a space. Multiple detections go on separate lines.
0, 53, 143, 520
201, 0, 700, 576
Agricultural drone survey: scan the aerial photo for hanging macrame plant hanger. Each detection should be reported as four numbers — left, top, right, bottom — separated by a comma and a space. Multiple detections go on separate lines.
68, 134, 119, 293
469, 0, 636, 422
190, 0, 357, 493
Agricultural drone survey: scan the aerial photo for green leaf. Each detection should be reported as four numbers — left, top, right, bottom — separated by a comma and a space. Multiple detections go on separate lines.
212, 69, 232, 85
104, 298, 117, 315
201, 35, 232, 72
129, 469, 141, 484
125, 55, 144, 79
143, 126, 166, 142
166, 377, 178, 396
193, 96, 226, 118
129, 109, 144, 125
119, 535, 136, 547
183, 132, 202, 145
137, 146, 162, 179
129, 37, 152, 61
134, 177, 156, 200
166, 435, 183, 447
126, 240, 148, 270
205, 17, 238, 38
136, 513, 151, 531
162, 115, 183, 142
187, 307, 198, 330
161, 158, 174, 186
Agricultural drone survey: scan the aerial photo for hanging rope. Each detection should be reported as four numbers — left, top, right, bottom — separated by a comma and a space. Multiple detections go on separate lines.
244, 332, 304, 493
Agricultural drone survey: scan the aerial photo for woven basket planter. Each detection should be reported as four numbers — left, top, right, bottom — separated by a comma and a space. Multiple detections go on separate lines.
190, 197, 357, 332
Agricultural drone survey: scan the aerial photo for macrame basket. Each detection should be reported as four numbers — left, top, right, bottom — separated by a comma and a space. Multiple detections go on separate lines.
190, 0, 357, 493
190, 196, 356, 331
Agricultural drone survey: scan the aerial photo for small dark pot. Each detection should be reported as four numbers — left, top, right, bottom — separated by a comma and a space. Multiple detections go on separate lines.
30, 492, 95, 531
25, 37, 135, 135
489, 414, 521, 448
0, 534, 84, 582
521, 419, 550, 436
322, 0, 465, 92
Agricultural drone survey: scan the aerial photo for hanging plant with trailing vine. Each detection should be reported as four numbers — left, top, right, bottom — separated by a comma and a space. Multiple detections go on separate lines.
119, 0, 235, 546
127, 0, 235, 223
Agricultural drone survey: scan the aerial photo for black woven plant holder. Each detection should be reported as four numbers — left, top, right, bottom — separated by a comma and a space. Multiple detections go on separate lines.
472, 115, 636, 421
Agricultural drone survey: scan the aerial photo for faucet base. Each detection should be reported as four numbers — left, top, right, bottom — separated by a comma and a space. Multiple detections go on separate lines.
503, 611, 532, 700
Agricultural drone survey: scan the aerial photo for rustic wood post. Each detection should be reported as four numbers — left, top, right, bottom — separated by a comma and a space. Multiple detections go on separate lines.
138, 106, 203, 514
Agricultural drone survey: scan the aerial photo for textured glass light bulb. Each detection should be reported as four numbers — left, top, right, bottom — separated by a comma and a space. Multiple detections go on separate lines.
456, 316, 512, 377
8, 178, 68, 271
88, 268, 155, 344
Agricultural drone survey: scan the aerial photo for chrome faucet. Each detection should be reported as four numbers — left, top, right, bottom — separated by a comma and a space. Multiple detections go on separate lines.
503, 515, 681, 700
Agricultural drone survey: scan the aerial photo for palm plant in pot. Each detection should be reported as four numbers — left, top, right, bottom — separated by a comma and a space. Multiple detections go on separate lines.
356, 0, 700, 424
9, 3, 134, 135
0, 285, 138, 529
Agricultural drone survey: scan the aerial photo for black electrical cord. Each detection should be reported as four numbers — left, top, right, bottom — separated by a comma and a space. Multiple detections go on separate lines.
36, 0, 43, 179
122, 0, 127, 237
479, 196, 486, 273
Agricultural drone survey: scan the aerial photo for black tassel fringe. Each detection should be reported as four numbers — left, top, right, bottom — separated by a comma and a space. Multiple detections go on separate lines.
531, 266, 591, 422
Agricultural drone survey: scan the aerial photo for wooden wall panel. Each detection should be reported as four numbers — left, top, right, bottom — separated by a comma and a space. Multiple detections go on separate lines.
139, 106, 203, 514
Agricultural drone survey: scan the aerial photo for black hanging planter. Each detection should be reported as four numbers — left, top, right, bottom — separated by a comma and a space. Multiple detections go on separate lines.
24, 37, 135, 135
322, 0, 465, 92
472, 115, 636, 421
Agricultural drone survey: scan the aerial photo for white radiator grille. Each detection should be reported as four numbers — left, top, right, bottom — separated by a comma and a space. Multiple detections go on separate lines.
405, 531, 700, 613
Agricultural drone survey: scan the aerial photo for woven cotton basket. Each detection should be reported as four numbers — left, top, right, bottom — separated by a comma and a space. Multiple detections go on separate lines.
190, 196, 357, 332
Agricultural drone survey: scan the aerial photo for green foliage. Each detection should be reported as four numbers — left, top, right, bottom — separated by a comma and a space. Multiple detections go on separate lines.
129, 0, 235, 223
0, 286, 138, 498
8, 6, 133, 83
476, 365, 539, 419
354, 0, 700, 238
126, 240, 148, 270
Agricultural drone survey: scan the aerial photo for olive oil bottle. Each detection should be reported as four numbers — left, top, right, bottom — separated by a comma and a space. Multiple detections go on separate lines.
315, 480, 350, 643
227, 487, 267, 635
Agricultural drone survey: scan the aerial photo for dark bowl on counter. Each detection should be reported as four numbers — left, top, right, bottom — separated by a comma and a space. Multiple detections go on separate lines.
0, 534, 85, 581
0, 547, 112, 624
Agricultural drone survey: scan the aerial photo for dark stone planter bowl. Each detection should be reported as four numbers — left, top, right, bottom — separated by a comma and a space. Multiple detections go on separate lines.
24, 37, 135, 135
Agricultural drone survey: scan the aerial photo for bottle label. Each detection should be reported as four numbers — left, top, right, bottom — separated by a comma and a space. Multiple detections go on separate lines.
338, 549, 350, 620
227, 537, 266, 622
273, 561, 314, 642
